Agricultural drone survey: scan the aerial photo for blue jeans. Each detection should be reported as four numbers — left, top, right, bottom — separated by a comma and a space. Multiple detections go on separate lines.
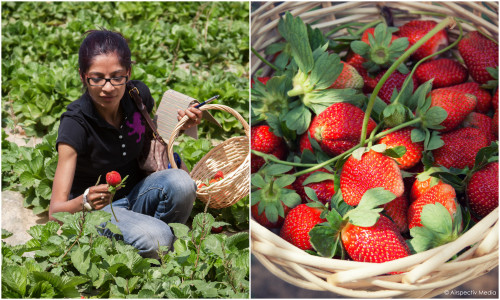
100, 169, 196, 258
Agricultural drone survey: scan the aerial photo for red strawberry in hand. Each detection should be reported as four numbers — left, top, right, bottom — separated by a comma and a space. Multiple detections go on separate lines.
106, 171, 122, 187
105, 171, 128, 222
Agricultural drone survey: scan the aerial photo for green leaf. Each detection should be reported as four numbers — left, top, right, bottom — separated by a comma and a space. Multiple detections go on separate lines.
2, 265, 28, 297
168, 223, 190, 239
346, 188, 396, 227
425, 106, 448, 126
263, 164, 294, 176
426, 130, 444, 151
384, 146, 406, 158
71, 245, 91, 275
411, 128, 426, 143
351, 41, 369, 55
279, 12, 313, 73
304, 187, 319, 202
275, 175, 296, 188
284, 103, 311, 135
302, 171, 335, 185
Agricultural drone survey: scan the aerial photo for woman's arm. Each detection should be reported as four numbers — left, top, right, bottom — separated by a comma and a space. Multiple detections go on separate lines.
49, 143, 111, 222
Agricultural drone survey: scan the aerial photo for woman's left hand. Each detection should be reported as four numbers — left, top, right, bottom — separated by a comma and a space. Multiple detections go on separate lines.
178, 105, 203, 130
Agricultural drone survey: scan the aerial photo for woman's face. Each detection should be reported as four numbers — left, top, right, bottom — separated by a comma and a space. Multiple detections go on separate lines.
82, 52, 130, 109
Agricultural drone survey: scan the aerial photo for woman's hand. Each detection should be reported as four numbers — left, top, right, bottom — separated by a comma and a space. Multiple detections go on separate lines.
178, 105, 203, 130
86, 184, 112, 210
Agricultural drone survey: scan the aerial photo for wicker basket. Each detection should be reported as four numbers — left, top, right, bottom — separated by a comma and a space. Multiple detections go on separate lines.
251, 2, 499, 298
167, 104, 250, 209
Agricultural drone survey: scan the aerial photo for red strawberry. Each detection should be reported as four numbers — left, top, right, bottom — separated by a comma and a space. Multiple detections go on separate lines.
398, 20, 449, 61
375, 70, 419, 104
298, 133, 314, 154
211, 226, 223, 233
292, 168, 335, 204
458, 31, 498, 84
198, 183, 207, 189
251, 125, 287, 173
279, 204, 326, 250
340, 150, 404, 206
447, 82, 492, 114
106, 171, 122, 187
345, 52, 378, 94
414, 58, 468, 88
251, 76, 270, 88
329, 61, 363, 89
361, 27, 400, 45
462, 112, 495, 145
378, 127, 424, 170
429, 88, 477, 132
382, 195, 409, 233
341, 214, 411, 263
251, 202, 291, 229
308, 103, 377, 157
408, 182, 457, 229
493, 109, 498, 138
410, 176, 442, 203
433, 127, 489, 169
466, 162, 499, 220
214, 171, 224, 180
493, 89, 498, 111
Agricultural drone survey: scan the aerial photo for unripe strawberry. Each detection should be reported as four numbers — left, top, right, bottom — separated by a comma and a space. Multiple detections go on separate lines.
106, 171, 122, 187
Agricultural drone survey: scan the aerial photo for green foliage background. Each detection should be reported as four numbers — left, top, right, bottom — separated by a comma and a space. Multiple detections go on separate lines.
2, 2, 249, 298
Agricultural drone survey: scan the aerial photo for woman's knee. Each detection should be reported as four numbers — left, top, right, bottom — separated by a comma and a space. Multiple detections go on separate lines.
159, 169, 196, 207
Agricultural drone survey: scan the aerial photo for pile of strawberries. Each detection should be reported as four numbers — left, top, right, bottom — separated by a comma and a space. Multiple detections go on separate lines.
251, 12, 498, 265
198, 171, 224, 189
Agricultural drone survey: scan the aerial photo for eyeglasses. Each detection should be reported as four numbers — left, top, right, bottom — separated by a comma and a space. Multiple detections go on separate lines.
86, 76, 128, 87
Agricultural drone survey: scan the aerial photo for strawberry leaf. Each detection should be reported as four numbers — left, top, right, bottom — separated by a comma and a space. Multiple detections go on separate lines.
281, 189, 302, 209
279, 12, 314, 74
304, 186, 319, 203
309, 209, 344, 258
345, 187, 396, 227
275, 175, 296, 188
262, 163, 293, 176
408, 203, 460, 253
302, 88, 365, 115
384, 145, 406, 159
302, 172, 336, 186
251, 173, 267, 189
472, 141, 499, 172
284, 102, 311, 135
411, 128, 426, 143
425, 130, 444, 151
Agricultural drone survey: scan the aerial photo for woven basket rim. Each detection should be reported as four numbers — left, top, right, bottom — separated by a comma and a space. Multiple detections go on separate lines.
167, 103, 250, 209
251, 1, 499, 297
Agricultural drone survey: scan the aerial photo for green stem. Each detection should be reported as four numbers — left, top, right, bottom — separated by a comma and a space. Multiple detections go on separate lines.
110, 193, 119, 222
251, 47, 279, 72
394, 21, 463, 105
292, 145, 361, 177
373, 118, 422, 140
251, 150, 317, 167
360, 17, 455, 145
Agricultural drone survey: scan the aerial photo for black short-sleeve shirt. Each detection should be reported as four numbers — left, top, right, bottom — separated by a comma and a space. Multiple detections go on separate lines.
56, 80, 154, 200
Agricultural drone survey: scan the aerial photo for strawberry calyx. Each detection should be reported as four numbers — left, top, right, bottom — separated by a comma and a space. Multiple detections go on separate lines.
351, 23, 409, 74
251, 164, 301, 224
309, 187, 397, 258
408, 202, 464, 253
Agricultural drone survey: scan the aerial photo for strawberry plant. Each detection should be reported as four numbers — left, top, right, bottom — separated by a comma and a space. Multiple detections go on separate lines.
251, 9, 498, 276
2, 210, 249, 298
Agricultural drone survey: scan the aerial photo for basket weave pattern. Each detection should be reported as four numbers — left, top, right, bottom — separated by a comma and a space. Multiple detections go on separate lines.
168, 104, 250, 209
251, 2, 499, 298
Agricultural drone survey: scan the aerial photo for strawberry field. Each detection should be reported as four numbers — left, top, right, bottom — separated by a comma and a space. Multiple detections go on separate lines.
251, 3, 498, 296
2, 2, 249, 298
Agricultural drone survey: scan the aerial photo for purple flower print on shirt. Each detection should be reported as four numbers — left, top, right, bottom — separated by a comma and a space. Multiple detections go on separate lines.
126, 112, 145, 143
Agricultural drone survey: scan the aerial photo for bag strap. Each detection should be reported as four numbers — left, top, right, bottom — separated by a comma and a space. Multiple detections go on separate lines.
126, 82, 168, 147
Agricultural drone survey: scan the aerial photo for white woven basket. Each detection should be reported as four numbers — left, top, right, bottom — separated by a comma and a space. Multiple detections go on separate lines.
251, 2, 499, 298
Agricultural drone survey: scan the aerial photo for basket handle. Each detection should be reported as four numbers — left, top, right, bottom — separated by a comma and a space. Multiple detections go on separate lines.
167, 104, 250, 169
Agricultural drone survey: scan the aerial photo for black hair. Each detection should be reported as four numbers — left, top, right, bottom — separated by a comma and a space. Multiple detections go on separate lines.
78, 29, 132, 82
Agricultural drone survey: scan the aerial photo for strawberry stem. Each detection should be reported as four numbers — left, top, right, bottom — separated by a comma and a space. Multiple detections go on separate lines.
109, 197, 119, 222
251, 47, 280, 72
360, 17, 456, 145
